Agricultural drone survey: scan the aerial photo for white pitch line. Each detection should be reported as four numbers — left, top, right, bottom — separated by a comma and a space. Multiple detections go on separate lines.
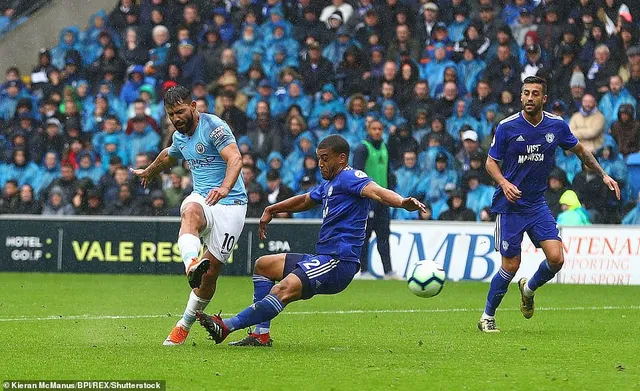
0, 305, 639, 322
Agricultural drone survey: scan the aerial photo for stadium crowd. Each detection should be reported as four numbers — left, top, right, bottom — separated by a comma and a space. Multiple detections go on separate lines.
0, 0, 639, 224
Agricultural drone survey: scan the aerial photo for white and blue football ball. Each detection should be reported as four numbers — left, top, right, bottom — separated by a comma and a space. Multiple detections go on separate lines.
407, 260, 446, 298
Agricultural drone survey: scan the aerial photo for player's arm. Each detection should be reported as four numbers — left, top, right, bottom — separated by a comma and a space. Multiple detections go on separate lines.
258, 194, 318, 239
206, 143, 243, 205
361, 182, 427, 212
570, 141, 620, 199
486, 156, 521, 203
130, 147, 177, 188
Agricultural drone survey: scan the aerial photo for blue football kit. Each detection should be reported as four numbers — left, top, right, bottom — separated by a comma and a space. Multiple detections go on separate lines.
284, 166, 373, 299
488, 111, 578, 257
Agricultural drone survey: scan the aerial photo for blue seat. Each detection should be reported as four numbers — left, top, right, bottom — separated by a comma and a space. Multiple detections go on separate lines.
627, 153, 640, 198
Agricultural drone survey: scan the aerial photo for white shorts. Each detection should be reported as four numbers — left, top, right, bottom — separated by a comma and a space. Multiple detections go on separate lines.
180, 193, 247, 264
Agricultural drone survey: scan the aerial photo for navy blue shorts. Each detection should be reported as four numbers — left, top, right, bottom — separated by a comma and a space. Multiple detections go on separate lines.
495, 206, 561, 258
283, 253, 360, 300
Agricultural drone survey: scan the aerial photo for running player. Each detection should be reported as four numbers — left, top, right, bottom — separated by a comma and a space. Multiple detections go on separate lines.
194, 135, 426, 346
478, 76, 620, 332
131, 85, 247, 345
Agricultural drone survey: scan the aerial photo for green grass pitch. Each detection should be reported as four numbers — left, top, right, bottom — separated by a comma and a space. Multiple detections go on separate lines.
1, 273, 639, 390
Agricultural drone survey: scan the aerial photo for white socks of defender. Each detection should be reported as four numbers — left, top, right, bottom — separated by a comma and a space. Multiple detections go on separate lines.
177, 290, 211, 330
523, 283, 535, 298
177, 233, 201, 273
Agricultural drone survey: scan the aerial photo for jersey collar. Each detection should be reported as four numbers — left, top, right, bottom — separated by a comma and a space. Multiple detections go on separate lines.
520, 110, 544, 128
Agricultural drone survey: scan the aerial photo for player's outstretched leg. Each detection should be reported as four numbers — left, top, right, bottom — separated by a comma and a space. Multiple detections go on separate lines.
197, 272, 302, 344
519, 240, 564, 319
228, 255, 285, 346
478, 256, 519, 333
164, 253, 222, 346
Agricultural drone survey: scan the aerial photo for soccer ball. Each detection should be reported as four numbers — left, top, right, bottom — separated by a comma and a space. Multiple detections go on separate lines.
407, 260, 446, 298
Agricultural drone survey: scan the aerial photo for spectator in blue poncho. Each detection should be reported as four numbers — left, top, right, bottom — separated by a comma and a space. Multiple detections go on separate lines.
448, 8, 470, 42
263, 45, 297, 87
415, 152, 459, 206
51, 26, 83, 70
2, 149, 39, 188
309, 83, 345, 128
265, 22, 299, 61
276, 80, 312, 119
598, 75, 637, 132
327, 112, 360, 151
283, 131, 316, 181
293, 174, 323, 219
208, 7, 236, 44
74, 151, 103, 186
293, 153, 323, 193
419, 133, 456, 172
256, 151, 293, 190
282, 114, 307, 158
33, 152, 61, 197
260, 7, 292, 42
323, 27, 361, 70
311, 112, 334, 142
446, 99, 479, 139
420, 43, 456, 98
476, 103, 499, 142
346, 93, 367, 138
379, 100, 407, 141
456, 44, 487, 96
463, 169, 495, 220
126, 115, 161, 165
597, 139, 630, 202
555, 148, 582, 184
246, 79, 276, 120
233, 24, 263, 74
392, 150, 423, 220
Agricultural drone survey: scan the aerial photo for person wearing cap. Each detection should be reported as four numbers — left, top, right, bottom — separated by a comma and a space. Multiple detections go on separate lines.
417, 2, 440, 45
320, 0, 354, 26
520, 43, 545, 81
456, 127, 483, 171
246, 80, 275, 120
598, 75, 638, 132
556, 190, 591, 226
610, 104, 640, 157
176, 39, 206, 89
564, 71, 586, 115
463, 169, 494, 219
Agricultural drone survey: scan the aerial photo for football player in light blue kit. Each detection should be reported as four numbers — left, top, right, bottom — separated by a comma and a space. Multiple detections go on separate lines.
131, 85, 247, 345
478, 76, 620, 332
195, 135, 426, 346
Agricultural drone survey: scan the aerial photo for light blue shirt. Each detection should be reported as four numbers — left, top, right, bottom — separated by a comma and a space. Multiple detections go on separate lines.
168, 113, 247, 205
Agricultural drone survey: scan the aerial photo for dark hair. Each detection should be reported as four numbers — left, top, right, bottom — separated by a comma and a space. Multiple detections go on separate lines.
522, 75, 547, 94
164, 85, 192, 107
6, 179, 18, 187
318, 135, 350, 157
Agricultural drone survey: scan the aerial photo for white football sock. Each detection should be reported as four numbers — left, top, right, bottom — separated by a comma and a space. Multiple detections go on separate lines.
177, 290, 211, 330
178, 233, 201, 272
523, 283, 535, 298
481, 312, 495, 320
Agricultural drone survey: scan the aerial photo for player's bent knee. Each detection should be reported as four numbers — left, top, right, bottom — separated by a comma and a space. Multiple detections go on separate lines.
502, 257, 521, 274
254, 256, 269, 275
270, 279, 302, 304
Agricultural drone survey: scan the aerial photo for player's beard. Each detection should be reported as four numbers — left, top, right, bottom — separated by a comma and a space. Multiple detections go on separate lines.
524, 102, 541, 115
174, 111, 194, 135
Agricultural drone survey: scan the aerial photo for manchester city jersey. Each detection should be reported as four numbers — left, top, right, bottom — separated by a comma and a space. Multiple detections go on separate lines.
309, 167, 373, 263
488, 111, 578, 213
168, 113, 247, 205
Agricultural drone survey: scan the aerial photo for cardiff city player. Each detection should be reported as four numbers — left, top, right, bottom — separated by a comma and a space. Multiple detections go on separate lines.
478, 76, 620, 332
195, 135, 426, 346
131, 85, 247, 345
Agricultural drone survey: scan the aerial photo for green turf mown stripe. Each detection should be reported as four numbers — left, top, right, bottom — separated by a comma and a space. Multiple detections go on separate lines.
1, 305, 638, 322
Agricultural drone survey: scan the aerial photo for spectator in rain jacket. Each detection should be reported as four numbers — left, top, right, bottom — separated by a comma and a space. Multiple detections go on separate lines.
610, 104, 640, 157
555, 148, 582, 184
126, 116, 161, 166
276, 80, 312, 119
2, 149, 38, 188
75, 151, 102, 186
415, 152, 459, 205
323, 27, 361, 70
283, 131, 316, 180
456, 43, 487, 97
292, 153, 323, 193
233, 24, 263, 74
379, 100, 407, 141
33, 152, 61, 197
327, 112, 361, 153
265, 22, 299, 61
309, 83, 345, 128
51, 26, 83, 70
28, 118, 66, 164
260, 7, 292, 42
463, 169, 494, 220
420, 43, 456, 98
256, 151, 293, 190
598, 75, 637, 132
557, 190, 592, 226
175, 39, 206, 89
0, 81, 26, 121
246, 80, 276, 120
263, 45, 297, 87
145, 25, 171, 80
446, 99, 479, 139
597, 139, 630, 202
41, 186, 75, 215
392, 150, 422, 220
